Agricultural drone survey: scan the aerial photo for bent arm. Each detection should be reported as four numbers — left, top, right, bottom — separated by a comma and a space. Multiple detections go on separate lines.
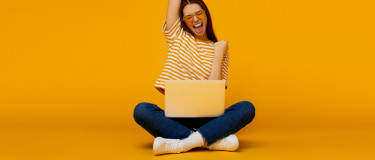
209, 41, 228, 80
166, 0, 182, 31
208, 52, 225, 80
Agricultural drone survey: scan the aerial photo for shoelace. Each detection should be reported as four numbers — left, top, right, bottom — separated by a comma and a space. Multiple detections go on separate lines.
210, 138, 233, 150
163, 139, 182, 152
214, 139, 229, 149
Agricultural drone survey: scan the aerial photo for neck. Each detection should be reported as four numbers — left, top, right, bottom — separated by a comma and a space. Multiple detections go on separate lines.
195, 34, 209, 41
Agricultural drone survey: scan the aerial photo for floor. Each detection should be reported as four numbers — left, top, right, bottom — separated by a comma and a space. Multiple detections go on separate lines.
1, 124, 374, 160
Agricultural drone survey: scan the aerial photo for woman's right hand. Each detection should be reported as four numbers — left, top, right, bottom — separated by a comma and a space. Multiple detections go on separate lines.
214, 40, 229, 58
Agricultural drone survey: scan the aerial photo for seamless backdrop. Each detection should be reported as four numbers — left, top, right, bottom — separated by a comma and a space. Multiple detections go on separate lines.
0, 0, 374, 159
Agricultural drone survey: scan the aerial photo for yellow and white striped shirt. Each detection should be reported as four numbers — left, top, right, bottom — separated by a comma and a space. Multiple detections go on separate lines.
155, 18, 229, 94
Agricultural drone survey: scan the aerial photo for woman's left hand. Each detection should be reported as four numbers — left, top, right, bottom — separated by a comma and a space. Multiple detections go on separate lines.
214, 40, 229, 58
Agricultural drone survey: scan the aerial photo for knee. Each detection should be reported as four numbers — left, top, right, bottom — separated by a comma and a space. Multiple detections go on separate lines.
238, 101, 255, 123
240, 101, 255, 114
133, 102, 154, 123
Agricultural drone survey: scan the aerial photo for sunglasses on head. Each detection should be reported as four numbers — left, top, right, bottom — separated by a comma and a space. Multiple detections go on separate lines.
183, 10, 206, 23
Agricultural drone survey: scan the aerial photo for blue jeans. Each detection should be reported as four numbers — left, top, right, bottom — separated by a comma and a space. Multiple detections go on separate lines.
133, 101, 255, 146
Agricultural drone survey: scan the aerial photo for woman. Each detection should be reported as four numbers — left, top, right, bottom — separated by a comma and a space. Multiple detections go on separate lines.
133, 0, 255, 155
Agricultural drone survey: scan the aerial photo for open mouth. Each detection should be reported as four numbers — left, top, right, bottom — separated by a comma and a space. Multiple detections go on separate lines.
193, 23, 203, 33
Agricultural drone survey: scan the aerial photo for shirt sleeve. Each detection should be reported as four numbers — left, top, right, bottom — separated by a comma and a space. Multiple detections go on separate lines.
162, 18, 183, 48
222, 51, 229, 89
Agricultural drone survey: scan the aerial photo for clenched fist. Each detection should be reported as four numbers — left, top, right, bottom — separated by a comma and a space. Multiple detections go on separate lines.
214, 40, 229, 57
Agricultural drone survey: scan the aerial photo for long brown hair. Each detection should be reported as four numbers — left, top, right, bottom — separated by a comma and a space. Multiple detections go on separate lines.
180, 0, 218, 42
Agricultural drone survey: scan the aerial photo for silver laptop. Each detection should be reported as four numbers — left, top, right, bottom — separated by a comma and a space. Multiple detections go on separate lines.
165, 80, 225, 118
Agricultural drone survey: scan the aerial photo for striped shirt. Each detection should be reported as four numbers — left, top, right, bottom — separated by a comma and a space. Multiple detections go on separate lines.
155, 18, 229, 94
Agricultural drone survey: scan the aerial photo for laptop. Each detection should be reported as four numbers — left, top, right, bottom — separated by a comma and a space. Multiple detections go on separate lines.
164, 80, 225, 118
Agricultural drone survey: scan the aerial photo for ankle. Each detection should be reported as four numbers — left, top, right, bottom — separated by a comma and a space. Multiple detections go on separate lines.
181, 131, 205, 151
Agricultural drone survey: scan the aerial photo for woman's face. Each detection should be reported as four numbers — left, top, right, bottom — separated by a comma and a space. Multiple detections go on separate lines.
182, 3, 207, 39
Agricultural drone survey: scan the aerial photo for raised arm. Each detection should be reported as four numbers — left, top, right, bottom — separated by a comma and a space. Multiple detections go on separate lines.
165, 0, 182, 31
208, 41, 229, 80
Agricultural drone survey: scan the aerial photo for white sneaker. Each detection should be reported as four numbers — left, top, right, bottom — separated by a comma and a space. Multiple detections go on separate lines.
153, 137, 184, 155
205, 134, 239, 151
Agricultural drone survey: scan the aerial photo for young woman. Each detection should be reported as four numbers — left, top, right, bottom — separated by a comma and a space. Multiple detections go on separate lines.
133, 0, 255, 155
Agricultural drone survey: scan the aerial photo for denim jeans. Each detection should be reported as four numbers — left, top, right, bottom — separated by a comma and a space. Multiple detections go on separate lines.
133, 101, 255, 146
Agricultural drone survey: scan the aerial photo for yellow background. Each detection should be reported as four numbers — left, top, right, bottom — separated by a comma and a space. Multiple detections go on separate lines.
1, 0, 374, 159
